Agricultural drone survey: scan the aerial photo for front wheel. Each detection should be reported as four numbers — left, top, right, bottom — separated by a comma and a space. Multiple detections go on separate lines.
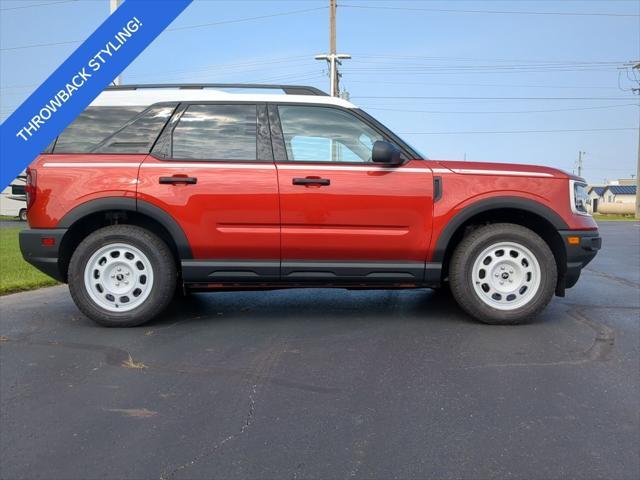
68, 225, 177, 327
449, 223, 557, 325
19, 209, 27, 221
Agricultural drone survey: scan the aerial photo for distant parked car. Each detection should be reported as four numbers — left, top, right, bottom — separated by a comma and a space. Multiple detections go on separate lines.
19, 83, 601, 327
0, 176, 27, 221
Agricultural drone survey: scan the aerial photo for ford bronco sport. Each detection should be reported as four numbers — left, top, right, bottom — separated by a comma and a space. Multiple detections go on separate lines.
19, 83, 601, 327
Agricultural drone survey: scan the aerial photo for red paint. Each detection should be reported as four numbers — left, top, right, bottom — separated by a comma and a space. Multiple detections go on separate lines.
137, 156, 280, 259
276, 160, 433, 261
26, 154, 140, 228
25, 154, 597, 263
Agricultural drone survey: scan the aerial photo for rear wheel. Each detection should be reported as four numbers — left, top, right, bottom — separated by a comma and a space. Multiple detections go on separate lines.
449, 223, 557, 325
19, 209, 27, 221
68, 225, 177, 327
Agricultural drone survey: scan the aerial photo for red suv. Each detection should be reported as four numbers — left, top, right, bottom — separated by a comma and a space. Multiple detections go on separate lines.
19, 84, 600, 327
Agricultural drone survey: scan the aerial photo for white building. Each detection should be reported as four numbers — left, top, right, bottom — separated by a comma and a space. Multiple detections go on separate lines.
587, 186, 606, 213
601, 185, 637, 205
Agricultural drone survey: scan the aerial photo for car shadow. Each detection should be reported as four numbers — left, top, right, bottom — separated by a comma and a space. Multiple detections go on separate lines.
150, 287, 472, 329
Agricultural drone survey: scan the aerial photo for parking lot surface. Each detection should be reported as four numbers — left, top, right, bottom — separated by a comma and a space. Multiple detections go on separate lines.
1, 221, 638, 480
0, 220, 25, 229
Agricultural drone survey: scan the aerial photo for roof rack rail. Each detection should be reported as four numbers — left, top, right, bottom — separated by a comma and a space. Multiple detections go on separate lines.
105, 83, 328, 96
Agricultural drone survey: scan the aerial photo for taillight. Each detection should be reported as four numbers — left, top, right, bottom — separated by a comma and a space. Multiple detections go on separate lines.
25, 168, 36, 210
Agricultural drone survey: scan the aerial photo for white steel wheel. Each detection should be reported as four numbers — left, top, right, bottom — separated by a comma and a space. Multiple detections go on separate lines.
83, 243, 154, 313
471, 241, 541, 311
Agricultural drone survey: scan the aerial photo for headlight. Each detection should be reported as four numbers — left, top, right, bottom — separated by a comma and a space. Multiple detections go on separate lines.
570, 180, 591, 215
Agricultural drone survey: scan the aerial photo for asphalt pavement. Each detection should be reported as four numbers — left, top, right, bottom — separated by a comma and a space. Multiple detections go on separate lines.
1, 221, 638, 480
0, 220, 25, 229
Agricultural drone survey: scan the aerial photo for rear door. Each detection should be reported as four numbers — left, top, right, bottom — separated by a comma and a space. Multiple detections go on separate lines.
137, 103, 280, 282
271, 104, 433, 283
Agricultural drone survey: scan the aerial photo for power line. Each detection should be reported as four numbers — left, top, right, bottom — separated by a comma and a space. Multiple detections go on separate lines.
340, 4, 639, 18
343, 63, 622, 72
341, 66, 623, 76
399, 127, 636, 135
0, 6, 327, 51
363, 104, 639, 114
0, 39, 79, 52
345, 80, 623, 90
126, 55, 313, 79
0, 0, 76, 11
354, 54, 632, 65
355, 96, 634, 101
166, 6, 326, 32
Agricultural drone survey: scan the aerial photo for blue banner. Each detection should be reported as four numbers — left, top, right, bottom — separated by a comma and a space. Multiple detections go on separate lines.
0, 0, 193, 188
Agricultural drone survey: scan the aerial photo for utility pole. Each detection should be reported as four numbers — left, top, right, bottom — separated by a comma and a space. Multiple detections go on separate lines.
110, 0, 123, 86
315, 0, 351, 97
634, 63, 640, 219
577, 151, 585, 178
636, 112, 639, 219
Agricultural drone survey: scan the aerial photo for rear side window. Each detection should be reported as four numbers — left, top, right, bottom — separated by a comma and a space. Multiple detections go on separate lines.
171, 104, 257, 160
93, 105, 176, 153
53, 106, 145, 153
53, 104, 176, 154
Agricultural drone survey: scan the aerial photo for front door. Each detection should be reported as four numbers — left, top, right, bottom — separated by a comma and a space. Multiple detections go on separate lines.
271, 104, 433, 283
138, 103, 280, 282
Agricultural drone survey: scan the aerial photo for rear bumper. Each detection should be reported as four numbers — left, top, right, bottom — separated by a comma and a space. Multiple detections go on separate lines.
19, 228, 67, 282
559, 229, 601, 290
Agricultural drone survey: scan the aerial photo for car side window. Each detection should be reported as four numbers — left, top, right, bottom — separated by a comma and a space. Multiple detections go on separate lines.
54, 106, 146, 153
277, 105, 384, 163
171, 104, 257, 161
92, 104, 177, 154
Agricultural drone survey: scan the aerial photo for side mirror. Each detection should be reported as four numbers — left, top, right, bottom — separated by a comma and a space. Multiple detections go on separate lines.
372, 140, 402, 165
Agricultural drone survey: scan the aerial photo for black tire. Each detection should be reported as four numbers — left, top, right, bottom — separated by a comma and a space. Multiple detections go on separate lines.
68, 225, 177, 327
449, 223, 557, 325
18, 209, 27, 221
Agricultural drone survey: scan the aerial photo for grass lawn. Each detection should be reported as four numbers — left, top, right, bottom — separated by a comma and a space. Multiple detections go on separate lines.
0, 227, 58, 295
593, 213, 638, 222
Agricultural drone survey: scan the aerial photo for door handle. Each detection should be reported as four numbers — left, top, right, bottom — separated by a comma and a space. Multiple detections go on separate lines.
292, 177, 330, 186
159, 175, 198, 185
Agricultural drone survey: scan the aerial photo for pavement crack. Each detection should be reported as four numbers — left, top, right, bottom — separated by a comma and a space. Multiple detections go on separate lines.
161, 338, 289, 479
291, 463, 304, 480
241, 384, 257, 433
6, 339, 339, 394
160, 383, 259, 480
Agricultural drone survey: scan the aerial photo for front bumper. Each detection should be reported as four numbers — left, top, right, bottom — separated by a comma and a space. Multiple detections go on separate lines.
558, 229, 602, 291
19, 228, 68, 282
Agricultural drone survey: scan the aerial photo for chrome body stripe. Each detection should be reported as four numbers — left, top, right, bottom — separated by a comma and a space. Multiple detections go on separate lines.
43, 162, 141, 167
450, 168, 554, 177
43, 162, 554, 177
276, 165, 432, 173
140, 163, 276, 170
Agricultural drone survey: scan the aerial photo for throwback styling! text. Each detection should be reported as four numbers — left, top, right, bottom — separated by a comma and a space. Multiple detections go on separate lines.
15, 17, 143, 142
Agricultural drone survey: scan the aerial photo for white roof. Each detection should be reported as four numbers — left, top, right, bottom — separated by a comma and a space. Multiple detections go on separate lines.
90, 88, 357, 109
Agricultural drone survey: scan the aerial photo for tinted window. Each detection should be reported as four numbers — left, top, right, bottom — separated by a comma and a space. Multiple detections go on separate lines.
54, 106, 146, 153
278, 105, 383, 163
93, 105, 176, 153
11, 185, 25, 195
171, 104, 257, 160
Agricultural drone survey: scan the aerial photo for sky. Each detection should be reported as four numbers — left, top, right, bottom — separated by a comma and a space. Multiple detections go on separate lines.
0, 0, 638, 184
